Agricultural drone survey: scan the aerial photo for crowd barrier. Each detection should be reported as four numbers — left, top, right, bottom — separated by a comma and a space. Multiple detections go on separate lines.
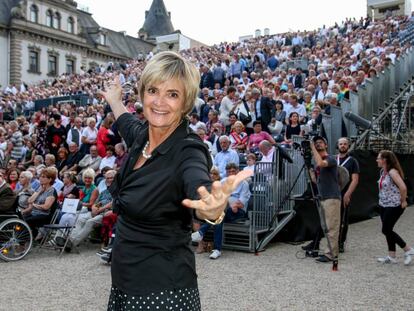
34, 94, 89, 112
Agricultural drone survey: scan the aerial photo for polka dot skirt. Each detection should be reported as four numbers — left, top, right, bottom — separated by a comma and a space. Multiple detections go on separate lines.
107, 286, 201, 311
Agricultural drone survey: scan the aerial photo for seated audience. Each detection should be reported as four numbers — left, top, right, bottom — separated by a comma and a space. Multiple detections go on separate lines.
192, 163, 251, 259
23, 167, 57, 240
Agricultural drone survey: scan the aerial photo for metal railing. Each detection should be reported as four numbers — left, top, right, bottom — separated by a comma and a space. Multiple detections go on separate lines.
354, 82, 414, 153
331, 45, 414, 154
249, 147, 299, 251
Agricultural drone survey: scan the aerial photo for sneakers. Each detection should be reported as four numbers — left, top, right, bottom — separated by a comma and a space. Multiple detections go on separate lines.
101, 246, 112, 254
404, 248, 414, 265
97, 252, 111, 264
191, 231, 203, 243
405, 247, 414, 256
209, 249, 221, 259
404, 254, 412, 266
377, 249, 414, 265
377, 256, 398, 264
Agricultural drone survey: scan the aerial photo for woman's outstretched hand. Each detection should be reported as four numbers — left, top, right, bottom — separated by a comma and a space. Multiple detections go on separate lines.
182, 169, 253, 221
97, 76, 126, 119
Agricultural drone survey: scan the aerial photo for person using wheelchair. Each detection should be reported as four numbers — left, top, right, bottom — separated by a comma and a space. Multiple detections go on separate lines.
0, 170, 33, 262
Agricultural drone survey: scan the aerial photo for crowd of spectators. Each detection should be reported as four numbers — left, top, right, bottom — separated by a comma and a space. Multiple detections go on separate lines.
0, 14, 413, 259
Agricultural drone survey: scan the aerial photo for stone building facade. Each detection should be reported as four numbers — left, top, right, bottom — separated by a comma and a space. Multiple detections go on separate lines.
0, 0, 155, 88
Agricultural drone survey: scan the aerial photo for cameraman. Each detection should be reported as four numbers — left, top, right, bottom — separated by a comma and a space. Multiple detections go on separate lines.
309, 136, 341, 263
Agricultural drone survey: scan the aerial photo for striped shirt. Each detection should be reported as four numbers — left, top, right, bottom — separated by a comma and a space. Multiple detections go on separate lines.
11, 130, 24, 160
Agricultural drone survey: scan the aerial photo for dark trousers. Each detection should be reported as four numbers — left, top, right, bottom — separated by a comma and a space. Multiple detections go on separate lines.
199, 208, 246, 251
379, 206, 406, 252
25, 214, 50, 237
339, 201, 349, 246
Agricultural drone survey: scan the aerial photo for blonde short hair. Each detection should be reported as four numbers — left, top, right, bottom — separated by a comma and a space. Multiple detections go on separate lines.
87, 117, 96, 127
233, 121, 244, 129
20, 171, 33, 181
45, 154, 56, 164
82, 168, 96, 181
138, 51, 200, 116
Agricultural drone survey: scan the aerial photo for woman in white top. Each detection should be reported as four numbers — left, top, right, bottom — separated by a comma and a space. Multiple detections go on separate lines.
376, 150, 414, 265
81, 117, 98, 154
99, 145, 116, 171
243, 92, 256, 135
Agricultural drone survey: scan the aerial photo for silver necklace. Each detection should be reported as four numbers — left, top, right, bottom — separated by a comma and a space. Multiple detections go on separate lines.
142, 141, 152, 159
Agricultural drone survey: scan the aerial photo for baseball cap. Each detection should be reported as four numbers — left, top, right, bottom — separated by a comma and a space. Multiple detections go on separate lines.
312, 135, 327, 144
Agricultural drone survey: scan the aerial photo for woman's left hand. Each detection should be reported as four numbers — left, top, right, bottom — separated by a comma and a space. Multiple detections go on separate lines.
402, 200, 408, 209
182, 170, 253, 221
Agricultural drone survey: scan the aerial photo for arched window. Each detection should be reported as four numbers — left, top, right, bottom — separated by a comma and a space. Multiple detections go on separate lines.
53, 12, 61, 29
67, 16, 75, 33
30, 4, 38, 23
46, 10, 53, 27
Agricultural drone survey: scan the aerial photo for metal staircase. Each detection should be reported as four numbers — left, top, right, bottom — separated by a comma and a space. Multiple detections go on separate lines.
221, 147, 302, 252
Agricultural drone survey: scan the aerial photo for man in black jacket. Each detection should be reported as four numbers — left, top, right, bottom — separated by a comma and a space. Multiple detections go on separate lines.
289, 68, 304, 89
252, 88, 275, 133
199, 64, 215, 90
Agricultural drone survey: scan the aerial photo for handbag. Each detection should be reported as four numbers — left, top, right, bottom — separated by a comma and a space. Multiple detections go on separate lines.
238, 102, 252, 125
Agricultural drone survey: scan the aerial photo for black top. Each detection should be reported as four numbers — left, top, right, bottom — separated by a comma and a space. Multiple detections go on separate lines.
285, 124, 301, 139
65, 152, 83, 169
110, 113, 212, 296
315, 155, 341, 200
46, 124, 66, 150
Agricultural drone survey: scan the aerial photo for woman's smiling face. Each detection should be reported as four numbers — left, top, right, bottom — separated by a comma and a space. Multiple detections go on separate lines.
143, 78, 185, 130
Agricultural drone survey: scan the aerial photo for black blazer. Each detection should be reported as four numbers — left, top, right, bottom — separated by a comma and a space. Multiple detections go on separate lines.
200, 70, 215, 90
208, 133, 222, 153
289, 75, 303, 89
259, 96, 276, 126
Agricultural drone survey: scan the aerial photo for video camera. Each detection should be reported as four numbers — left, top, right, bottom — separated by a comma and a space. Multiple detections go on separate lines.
292, 134, 315, 168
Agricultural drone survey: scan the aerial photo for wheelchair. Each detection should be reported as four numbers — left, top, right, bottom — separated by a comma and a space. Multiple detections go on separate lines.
0, 213, 33, 262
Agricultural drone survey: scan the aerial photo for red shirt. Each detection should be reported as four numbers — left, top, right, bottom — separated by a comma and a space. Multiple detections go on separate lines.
97, 127, 110, 158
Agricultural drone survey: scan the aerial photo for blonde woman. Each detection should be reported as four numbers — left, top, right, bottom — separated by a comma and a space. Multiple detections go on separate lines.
229, 121, 248, 153
100, 51, 251, 310
80, 117, 98, 154
79, 168, 98, 210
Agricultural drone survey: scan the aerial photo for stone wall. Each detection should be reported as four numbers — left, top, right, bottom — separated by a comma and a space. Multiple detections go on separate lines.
19, 38, 83, 84
0, 32, 8, 89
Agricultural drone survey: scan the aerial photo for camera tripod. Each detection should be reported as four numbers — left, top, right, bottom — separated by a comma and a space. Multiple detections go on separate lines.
255, 158, 339, 271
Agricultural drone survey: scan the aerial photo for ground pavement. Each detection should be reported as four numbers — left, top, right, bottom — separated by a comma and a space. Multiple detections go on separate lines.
1, 207, 414, 311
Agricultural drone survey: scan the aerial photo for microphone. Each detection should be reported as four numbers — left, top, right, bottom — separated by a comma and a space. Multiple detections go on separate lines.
344, 111, 372, 130
276, 144, 293, 163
